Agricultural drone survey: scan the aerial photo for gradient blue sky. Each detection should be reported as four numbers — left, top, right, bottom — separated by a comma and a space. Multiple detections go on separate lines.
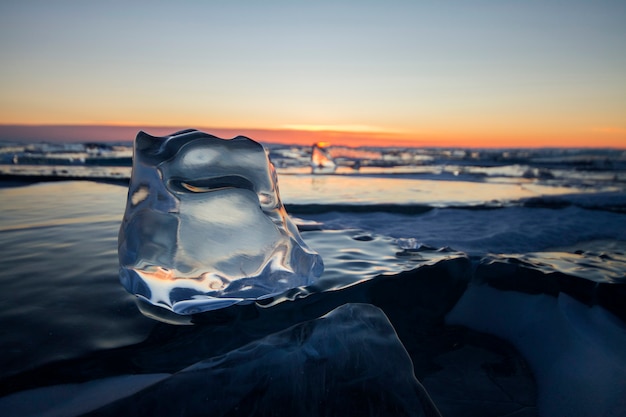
1, 1, 625, 147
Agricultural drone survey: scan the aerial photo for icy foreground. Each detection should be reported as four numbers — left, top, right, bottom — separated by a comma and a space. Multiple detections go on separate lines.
0, 304, 442, 417
447, 251, 626, 417
118, 130, 323, 315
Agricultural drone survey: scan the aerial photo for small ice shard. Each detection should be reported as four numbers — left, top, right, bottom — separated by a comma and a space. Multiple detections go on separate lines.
118, 129, 323, 316
310, 142, 337, 174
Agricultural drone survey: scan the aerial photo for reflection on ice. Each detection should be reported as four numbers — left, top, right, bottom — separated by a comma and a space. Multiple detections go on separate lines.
118, 130, 323, 316
277, 174, 611, 207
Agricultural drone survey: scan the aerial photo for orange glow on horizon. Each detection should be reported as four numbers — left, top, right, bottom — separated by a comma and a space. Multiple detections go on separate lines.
0, 123, 624, 149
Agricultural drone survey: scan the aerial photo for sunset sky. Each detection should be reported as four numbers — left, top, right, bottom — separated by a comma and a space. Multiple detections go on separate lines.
1, 1, 625, 148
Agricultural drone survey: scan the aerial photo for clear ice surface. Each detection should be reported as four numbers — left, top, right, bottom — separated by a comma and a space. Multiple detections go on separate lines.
118, 130, 323, 315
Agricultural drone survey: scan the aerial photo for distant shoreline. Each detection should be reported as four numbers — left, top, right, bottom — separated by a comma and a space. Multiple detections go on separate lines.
2, 124, 625, 150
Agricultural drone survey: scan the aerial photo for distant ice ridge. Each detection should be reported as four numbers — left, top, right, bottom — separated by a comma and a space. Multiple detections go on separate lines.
118, 130, 323, 316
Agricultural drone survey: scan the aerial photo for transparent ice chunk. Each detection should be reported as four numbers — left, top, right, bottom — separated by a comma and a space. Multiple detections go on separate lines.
118, 130, 323, 315
310, 142, 337, 174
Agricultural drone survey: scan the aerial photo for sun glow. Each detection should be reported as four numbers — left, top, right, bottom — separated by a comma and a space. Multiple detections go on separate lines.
281, 124, 400, 134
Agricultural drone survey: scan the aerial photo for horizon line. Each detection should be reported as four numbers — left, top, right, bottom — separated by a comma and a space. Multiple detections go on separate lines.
0, 123, 624, 150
